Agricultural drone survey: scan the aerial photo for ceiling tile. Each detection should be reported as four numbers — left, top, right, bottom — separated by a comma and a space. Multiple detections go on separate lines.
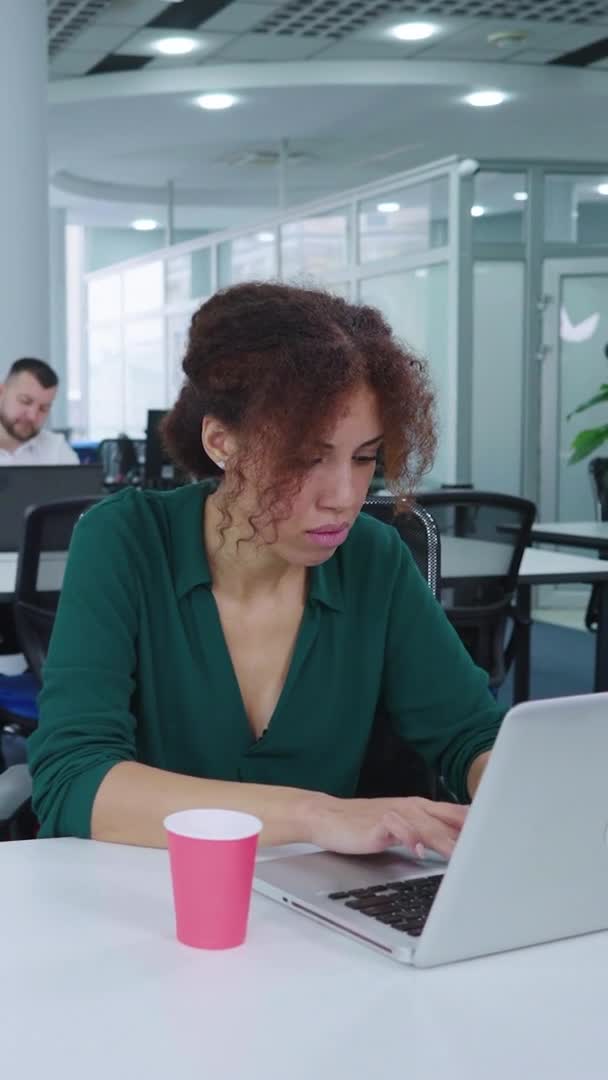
201, 2, 280, 33
59, 22, 134, 53
96, 0, 168, 27
115, 28, 231, 57
49, 51, 107, 77
509, 48, 563, 64
211, 32, 322, 60
313, 39, 424, 60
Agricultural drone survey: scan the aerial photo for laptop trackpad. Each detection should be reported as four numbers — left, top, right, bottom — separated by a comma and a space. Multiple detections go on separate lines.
256, 848, 446, 898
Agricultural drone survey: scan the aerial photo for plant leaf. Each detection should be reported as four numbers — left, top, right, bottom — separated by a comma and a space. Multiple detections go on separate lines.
568, 424, 608, 465
566, 384, 608, 420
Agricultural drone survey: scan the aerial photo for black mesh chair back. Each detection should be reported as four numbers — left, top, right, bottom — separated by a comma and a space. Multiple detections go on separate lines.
585, 458, 608, 631
589, 457, 608, 522
13, 497, 104, 686
356, 497, 441, 800
416, 490, 536, 688
361, 495, 440, 597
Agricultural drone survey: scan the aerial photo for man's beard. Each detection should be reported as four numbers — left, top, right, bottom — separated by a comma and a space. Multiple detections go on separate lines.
0, 408, 37, 444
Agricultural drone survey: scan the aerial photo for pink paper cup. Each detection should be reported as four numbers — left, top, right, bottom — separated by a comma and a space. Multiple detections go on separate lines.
164, 809, 263, 950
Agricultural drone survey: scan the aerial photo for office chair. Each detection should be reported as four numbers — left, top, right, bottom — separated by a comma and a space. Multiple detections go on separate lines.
356, 497, 442, 801
13, 496, 104, 686
585, 457, 608, 632
416, 490, 536, 690
0, 497, 103, 840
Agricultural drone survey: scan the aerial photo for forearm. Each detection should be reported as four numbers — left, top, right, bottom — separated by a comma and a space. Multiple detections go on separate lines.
91, 760, 329, 848
466, 750, 491, 799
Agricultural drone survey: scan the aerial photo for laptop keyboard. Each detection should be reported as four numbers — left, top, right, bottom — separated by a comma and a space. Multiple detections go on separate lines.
328, 874, 444, 937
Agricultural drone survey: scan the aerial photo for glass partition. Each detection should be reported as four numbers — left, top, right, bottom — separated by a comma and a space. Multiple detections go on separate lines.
281, 210, 348, 279
471, 261, 525, 494
472, 172, 527, 243
124, 318, 165, 435
219, 232, 276, 286
88, 324, 123, 440
123, 261, 163, 315
545, 173, 608, 245
359, 264, 449, 483
358, 179, 448, 263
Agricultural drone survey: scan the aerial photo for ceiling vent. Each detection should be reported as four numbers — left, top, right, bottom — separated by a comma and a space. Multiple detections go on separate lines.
255, 0, 608, 41
48, 0, 113, 56
221, 148, 315, 167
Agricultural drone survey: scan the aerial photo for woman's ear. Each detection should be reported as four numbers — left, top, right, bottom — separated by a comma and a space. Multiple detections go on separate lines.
201, 416, 237, 470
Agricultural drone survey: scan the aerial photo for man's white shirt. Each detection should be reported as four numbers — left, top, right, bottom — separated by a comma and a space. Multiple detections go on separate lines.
0, 429, 79, 465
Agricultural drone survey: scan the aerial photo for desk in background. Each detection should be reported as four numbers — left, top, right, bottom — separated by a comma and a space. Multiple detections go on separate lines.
2, 836, 608, 1080
439, 539, 608, 702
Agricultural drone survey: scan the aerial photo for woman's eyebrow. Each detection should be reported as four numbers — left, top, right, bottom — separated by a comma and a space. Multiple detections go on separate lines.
320, 433, 384, 450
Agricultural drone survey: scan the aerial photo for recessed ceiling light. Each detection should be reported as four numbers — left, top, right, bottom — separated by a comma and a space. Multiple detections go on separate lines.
415, 268, 429, 278
465, 90, 506, 108
196, 93, 237, 111
131, 219, 159, 231
154, 37, 198, 56
390, 22, 437, 42
257, 231, 274, 243
470, 205, 486, 218
513, 191, 528, 201
377, 201, 400, 213
597, 183, 608, 196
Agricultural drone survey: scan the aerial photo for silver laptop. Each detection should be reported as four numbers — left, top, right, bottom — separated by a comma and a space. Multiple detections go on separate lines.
254, 692, 608, 967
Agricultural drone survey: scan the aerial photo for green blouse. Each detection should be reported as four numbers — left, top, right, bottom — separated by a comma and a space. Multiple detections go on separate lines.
28, 481, 504, 837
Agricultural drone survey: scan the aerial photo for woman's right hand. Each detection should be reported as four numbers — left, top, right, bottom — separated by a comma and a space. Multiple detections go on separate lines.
307, 795, 468, 859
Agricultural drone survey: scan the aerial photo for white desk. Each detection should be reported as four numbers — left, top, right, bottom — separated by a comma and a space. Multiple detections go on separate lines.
0, 551, 66, 601
439, 540, 608, 699
531, 521, 608, 554
3, 837, 608, 1080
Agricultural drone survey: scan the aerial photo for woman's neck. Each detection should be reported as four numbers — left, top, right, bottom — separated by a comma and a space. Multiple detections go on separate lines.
203, 489, 306, 602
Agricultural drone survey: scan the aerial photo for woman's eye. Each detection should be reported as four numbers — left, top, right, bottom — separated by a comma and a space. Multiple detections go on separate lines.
354, 455, 378, 464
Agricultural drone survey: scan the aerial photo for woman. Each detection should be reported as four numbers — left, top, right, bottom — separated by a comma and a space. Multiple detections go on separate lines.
28, 282, 503, 856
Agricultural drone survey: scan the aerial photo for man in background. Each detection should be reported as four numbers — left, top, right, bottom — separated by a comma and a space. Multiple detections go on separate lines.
0, 358, 78, 465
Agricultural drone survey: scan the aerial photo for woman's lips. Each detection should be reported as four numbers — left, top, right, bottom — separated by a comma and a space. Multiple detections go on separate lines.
305, 524, 350, 548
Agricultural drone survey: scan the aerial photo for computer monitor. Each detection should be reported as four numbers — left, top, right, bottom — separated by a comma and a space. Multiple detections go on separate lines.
0, 464, 104, 552
144, 410, 186, 489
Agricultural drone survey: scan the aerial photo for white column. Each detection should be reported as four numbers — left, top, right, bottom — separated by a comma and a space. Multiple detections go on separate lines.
0, 0, 49, 371
49, 207, 68, 428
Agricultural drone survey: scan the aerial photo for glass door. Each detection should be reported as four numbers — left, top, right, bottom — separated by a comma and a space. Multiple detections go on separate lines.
540, 258, 608, 523
539, 257, 608, 611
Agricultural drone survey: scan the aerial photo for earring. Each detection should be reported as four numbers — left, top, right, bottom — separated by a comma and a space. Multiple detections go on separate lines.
217, 460, 226, 471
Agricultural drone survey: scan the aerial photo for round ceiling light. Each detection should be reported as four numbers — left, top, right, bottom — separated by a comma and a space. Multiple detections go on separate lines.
470, 205, 486, 218
154, 37, 198, 56
513, 191, 529, 201
391, 22, 437, 42
377, 201, 400, 213
257, 231, 275, 243
131, 219, 159, 231
196, 93, 238, 110
465, 90, 506, 108
596, 183, 608, 196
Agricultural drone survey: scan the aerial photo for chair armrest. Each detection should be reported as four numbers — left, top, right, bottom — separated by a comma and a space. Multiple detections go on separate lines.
0, 764, 33, 827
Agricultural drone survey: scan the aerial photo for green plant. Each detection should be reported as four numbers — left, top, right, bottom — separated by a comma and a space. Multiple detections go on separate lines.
567, 383, 608, 464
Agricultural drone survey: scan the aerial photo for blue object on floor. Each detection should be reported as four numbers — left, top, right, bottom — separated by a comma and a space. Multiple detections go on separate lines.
498, 620, 594, 708
0, 672, 38, 721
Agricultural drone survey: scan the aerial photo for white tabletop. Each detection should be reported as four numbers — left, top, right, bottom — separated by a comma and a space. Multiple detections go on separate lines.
2, 837, 608, 1080
440, 538, 608, 585
0, 550, 66, 599
532, 521, 608, 546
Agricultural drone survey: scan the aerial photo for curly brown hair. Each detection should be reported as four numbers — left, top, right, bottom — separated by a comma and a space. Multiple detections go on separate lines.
162, 281, 436, 531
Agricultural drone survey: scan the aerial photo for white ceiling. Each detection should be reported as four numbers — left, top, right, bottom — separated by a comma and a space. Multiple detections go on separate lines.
46, 0, 608, 229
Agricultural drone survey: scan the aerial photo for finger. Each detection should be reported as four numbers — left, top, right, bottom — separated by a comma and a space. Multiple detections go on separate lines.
380, 812, 425, 854
401, 811, 458, 859
421, 801, 468, 828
